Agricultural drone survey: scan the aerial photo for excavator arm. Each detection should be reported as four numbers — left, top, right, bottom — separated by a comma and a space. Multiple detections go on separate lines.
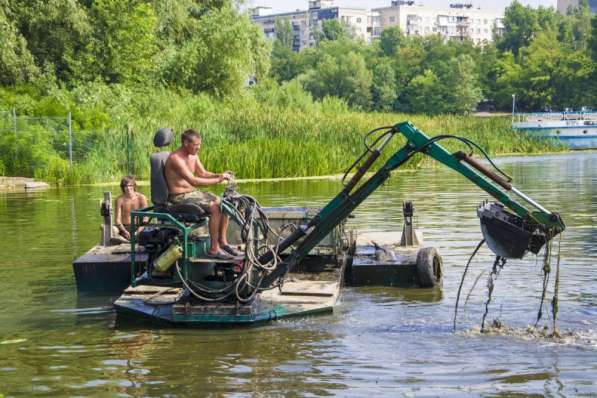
259, 121, 565, 287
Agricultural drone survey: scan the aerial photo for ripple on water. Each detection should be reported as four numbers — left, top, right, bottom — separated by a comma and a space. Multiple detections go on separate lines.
0, 153, 597, 396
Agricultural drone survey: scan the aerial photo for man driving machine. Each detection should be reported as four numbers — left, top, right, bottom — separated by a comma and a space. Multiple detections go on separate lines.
164, 128, 241, 260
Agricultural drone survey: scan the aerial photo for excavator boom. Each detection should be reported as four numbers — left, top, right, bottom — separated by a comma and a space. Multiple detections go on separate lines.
259, 122, 565, 287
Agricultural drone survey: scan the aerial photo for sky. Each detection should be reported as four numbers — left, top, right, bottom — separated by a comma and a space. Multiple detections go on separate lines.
247, 0, 558, 13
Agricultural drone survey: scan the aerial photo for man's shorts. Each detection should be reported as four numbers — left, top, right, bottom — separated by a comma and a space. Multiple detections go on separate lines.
168, 191, 218, 214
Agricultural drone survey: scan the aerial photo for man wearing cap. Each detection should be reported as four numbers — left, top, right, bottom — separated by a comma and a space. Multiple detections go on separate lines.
164, 128, 241, 260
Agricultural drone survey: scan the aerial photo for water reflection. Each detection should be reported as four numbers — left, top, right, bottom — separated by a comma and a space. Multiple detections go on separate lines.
0, 153, 596, 396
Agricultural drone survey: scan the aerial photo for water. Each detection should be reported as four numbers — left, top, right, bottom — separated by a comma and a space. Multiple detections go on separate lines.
0, 152, 596, 397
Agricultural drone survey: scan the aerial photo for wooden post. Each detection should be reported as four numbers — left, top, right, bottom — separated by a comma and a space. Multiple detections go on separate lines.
12, 108, 17, 167
100, 192, 113, 246
399, 201, 419, 247
68, 112, 73, 168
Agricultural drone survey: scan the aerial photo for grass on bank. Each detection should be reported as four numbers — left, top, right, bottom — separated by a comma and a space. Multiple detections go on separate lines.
0, 84, 562, 185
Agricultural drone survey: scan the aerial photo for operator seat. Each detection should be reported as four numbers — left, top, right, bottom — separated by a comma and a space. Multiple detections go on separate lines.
151, 128, 207, 223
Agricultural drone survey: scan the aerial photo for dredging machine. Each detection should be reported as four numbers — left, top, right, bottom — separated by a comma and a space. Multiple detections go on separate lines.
75, 121, 564, 326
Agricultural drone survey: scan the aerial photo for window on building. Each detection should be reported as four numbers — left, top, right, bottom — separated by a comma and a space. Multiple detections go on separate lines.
389, 16, 396, 22
357, 17, 362, 23
484, 19, 488, 24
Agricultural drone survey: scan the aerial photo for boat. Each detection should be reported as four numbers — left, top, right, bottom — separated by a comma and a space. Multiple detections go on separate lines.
73, 121, 565, 327
512, 109, 597, 149
72, 126, 443, 326
74, 200, 441, 325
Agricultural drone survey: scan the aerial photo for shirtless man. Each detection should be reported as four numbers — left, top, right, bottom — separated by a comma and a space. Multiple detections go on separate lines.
114, 176, 148, 240
164, 128, 240, 260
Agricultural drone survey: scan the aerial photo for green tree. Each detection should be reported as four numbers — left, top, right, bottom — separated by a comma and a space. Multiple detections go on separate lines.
476, 43, 500, 101
162, 6, 270, 95
7, 0, 91, 82
497, 1, 559, 55
300, 48, 371, 109
403, 69, 444, 114
0, 3, 38, 85
274, 18, 294, 49
379, 26, 403, 57
444, 54, 482, 114
591, 15, 597, 61
313, 19, 355, 44
370, 59, 397, 111
271, 42, 302, 83
71, 0, 159, 85
270, 18, 302, 82
496, 31, 558, 110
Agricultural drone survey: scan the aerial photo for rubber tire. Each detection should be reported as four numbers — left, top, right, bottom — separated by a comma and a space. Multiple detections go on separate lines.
416, 247, 443, 288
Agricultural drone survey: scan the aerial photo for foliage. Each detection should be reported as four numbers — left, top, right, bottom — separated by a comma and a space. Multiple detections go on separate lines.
8, 0, 91, 82
300, 46, 372, 110
0, 0, 592, 183
161, 5, 270, 96
0, 2, 38, 85
371, 59, 397, 112
497, 1, 559, 55
379, 26, 404, 57
313, 19, 356, 43
274, 18, 294, 49
0, 82, 562, 184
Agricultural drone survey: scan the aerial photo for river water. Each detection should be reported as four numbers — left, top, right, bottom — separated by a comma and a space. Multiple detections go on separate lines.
0, 152, 596, 397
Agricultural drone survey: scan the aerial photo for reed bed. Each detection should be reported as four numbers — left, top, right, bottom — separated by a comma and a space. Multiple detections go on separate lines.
100, 99, 558, 182
1, 90, 562, 184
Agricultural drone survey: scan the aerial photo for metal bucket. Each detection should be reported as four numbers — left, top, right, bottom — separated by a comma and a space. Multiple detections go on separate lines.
477, 202, 547, 259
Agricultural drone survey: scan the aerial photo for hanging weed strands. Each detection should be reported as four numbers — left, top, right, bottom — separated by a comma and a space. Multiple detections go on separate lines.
454, 232, 564, 337
481, 256, 507, 333
534, 233, 564, 337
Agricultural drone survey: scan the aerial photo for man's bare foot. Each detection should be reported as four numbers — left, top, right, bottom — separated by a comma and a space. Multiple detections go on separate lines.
207, 250, 233, 260
220, 244, 243, 257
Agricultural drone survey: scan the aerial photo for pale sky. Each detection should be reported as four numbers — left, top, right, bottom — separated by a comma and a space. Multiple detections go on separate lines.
248, 0, 557, 13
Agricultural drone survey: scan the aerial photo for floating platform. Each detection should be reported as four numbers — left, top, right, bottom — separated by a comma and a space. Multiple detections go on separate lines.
114, 279, 340, 325
350, 245, 419, 287
73, 202, 443, 327
72, 244, 148, 292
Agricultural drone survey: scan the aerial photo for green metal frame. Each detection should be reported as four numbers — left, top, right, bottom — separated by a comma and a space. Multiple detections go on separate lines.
261, 121, 565, 286
129, 207, 204, 287
128, 198, 245, 287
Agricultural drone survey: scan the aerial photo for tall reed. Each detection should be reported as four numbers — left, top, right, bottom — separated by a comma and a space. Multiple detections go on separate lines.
1, 88, 562, 184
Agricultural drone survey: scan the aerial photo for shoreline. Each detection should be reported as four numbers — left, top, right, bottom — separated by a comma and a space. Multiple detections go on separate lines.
4, 150, 594, 190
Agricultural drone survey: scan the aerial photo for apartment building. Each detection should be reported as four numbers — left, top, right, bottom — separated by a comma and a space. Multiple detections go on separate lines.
251, 1, 504, 50
251, 0, 372, 51
557, 0, 597, 13
373, 1, 504, 45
